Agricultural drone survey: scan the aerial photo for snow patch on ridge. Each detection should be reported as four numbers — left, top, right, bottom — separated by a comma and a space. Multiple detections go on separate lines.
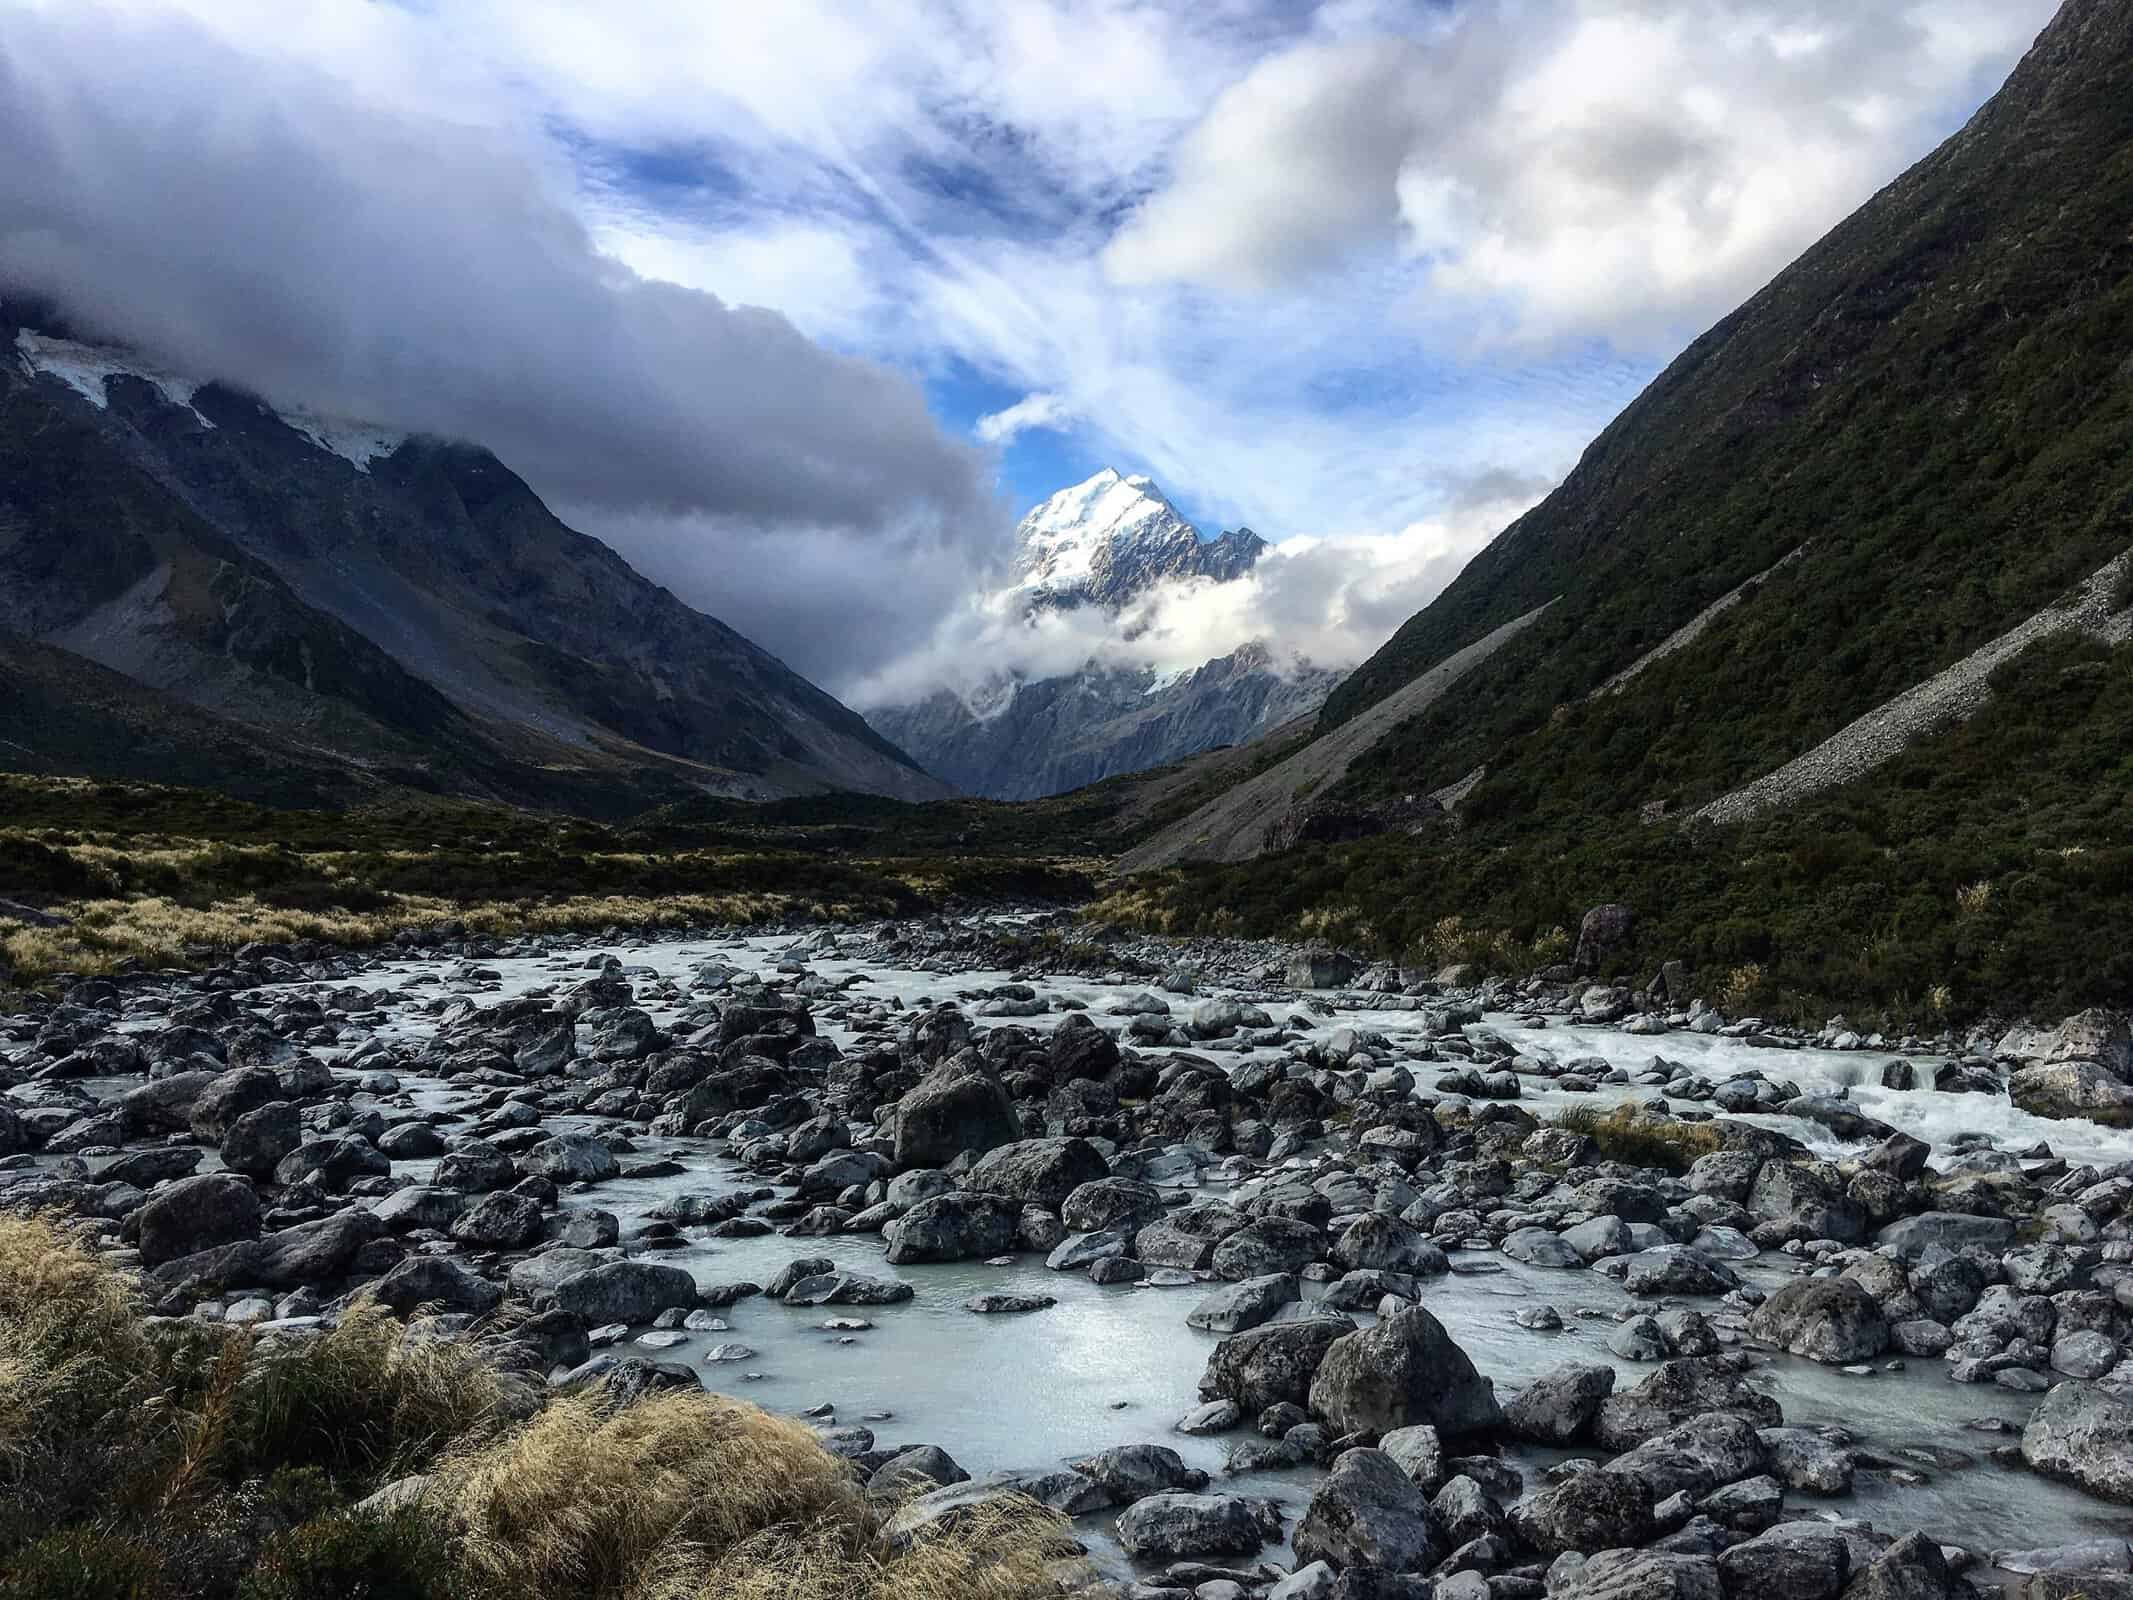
14, 330, 216, 427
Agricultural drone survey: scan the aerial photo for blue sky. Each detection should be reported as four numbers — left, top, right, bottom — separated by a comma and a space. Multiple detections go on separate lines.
2, 0, 2060, 694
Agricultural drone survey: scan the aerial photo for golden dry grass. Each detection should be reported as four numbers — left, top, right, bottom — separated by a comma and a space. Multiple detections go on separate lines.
1553, 1102, 1726, 1173
0, 1215, 1069, 1600
439, 1391, 1066, 1600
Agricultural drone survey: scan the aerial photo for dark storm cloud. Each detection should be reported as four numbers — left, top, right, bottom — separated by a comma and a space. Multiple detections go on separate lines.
0, 8, 1002, 564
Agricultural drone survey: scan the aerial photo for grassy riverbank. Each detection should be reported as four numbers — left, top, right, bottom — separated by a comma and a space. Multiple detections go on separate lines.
0, 1215, 1066, 1600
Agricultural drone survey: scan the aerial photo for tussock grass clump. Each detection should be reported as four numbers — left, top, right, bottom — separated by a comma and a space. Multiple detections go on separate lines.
1554, 1103, 1725, 1174
440, 1391, 1066, 1600
0, 1215, 1068, 1600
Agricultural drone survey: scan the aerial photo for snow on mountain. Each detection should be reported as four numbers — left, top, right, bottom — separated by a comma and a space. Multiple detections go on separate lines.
14, 327, 406, 470
1015, 466, 1266, 608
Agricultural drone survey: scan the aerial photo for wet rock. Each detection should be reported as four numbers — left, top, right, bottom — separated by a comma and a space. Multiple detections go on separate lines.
1746, 1278, 1889, 1364
219, 1101, 302, 1179
1756, 1428, 1854, 1494
1115, 1492, 1270, 1560
1309, 1304, 1503, 1438
1505, 1362, 1615, 1445
1377, 1424, 1444, 1492
1200, 1317, 1352, 1413
434, 1139, 518, 1193
1840, 1532, 1965, 1600
1604, 1413, 1766, 1501
154, 1207, 383, 1291
1510, 1468, 1655, 1556
883, 1191, 1022, 1264
520, 1133, 619, 1184
2010, 1064, 2133, 1128
1611, 1316, 1669, 1362
372, 1186, 468, 1233
967, 1291, 1053, 1313
2021, 1381, 2133, 1504
892, 1053, 1020, 1168
1293, 1447, 1443, 1574
1716, 1522, 1850, 1600
1212, 1216, 1327, 1281
1332, 1214, 1447, 1275
1502, 1228, 1584, 1269
1070, 1443, 1206, 1506
1553, 1549, 1720, 1600
1875, 1213, 2015, 1255
450, 1191, 546, 1250
1748, 1161, 1865, 1244
1623, 1247, 1742, 1298
1137, 1202, 1250, 1270
1188, 1273, 1302, 1334
375, 1255, 502, 1314
548, 1260, 697, 1326
1596, 1361, 1783, 1451
1062, 1177, 1166, 1236
869, 1444, 968, 1499
136, 1172, 261, 1267
963, 1137, 1110, 1211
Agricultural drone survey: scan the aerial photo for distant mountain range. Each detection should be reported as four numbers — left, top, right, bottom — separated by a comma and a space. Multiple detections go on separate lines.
0, 304, 946, 813
866, 468, 1339, 800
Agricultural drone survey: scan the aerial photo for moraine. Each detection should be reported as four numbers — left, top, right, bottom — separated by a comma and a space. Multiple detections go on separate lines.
6, 912, 2133, 1595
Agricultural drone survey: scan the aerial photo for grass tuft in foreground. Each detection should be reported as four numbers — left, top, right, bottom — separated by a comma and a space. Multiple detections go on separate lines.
0, 1214, 1068, 1600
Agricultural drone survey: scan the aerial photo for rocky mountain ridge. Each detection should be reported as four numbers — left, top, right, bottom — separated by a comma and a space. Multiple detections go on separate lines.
869, 468, 1335, 799
0, 309, 946, 812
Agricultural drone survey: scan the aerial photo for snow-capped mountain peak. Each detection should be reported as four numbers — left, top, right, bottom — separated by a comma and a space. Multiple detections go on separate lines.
1015, 467, 1265, 608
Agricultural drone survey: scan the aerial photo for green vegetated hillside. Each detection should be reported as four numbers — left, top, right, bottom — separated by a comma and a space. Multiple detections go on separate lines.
1105, 0, 2133, 1025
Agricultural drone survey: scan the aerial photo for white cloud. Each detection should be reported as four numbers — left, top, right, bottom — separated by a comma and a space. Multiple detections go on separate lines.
974, 390, 1076, 445
848, 472, 1548, 710
1105, 1, 2060, 347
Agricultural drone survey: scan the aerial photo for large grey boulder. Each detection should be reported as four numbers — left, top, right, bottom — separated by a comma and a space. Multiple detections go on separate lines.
1840, 1532, 1966, 1600
372, 1186, 469, 1233
963, 1138, 1110, 1211
1875, 1212, 2015, 1255
1200, 1316, 1352, 1413
1603, 1412, 1767, 1501
136, 1172, 260, 1267
1332, 1213, 1447, 1275
1292, 1447, 1443, 1574
1747, 1161, 1865, 1243
1212, 1215, 1326, 1280
1553, 1550, 1721, 1600
434, 1139, 518, 1194
1309, 1304, 1502, 1437
892, 1053, 1019, 1168
1061, 1177, 1165, 1235
187, 1067, 283, 1142
1136, 1200, 1248, 1268
520, 1134, 620, 1184
548, 1260, 697, 1325
451, 1191, 546, 1250
1595, 1360, 1783, 1451
1114, 1492, 1269, 1559
1505, 1362, 1616, 1445
1623, 1246, 1742, 1297
882, 1191, 1022, 1263
2010, 1062, 2133, 1127
375, 1255, 502, 1314
153, 1207, 383, 1290
1067, 1443, 1204, 1507
1716, 1522, 1850, 1600
1509, 1468, 1655, 1556
1187, 1273, 1301, 1334
1746, 1277, 1889, 1364
219, 1101, 302, 1178
2022, 1382, 2133, 1504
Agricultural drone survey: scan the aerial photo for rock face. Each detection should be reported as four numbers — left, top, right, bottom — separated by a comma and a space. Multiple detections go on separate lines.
1292, 1447, 1444, 1574
962, 1138, 1109, 1211
1506, 1363, 1616, 1445
2022, 1382, 2133, 1504
0, 311, 946, 809
1308, 1305, 1503, 1437
1746, 1277, 1890, 1364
